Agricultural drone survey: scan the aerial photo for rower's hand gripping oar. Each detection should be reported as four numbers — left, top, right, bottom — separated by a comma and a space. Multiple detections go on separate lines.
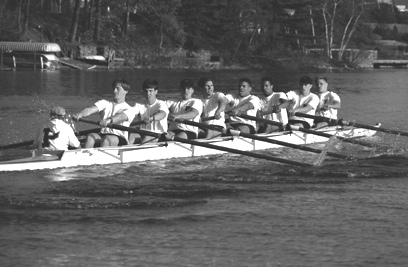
173, 118, 351, 160
77, 118, 311, 167
294, 112, 405, 137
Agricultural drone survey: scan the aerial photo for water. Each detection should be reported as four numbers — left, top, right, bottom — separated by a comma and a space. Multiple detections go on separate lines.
1, 68, 408, 266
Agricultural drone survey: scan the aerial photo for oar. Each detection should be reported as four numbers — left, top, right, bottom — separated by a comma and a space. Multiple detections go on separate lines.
74, 119, 144, 137
236, 113, 378, 148
295, 112, 408, 137
0, 120, 145, 150
173, 118, 350, 160
78, 118, 311, 167
201, 116, 216, 122
0, 140, 35, 150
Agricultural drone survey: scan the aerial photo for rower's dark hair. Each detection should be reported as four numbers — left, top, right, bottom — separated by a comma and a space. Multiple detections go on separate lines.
112, 78, 131, 91
180, 79, 194, 89
239, 77, 252, 87
315, 76, 328, 84
142, 79, 158, 90
261, 77, 274, 85
198, 77, 213, 88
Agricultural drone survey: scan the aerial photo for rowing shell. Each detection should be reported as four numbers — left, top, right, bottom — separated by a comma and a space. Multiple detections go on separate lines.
0, 125, 377, 172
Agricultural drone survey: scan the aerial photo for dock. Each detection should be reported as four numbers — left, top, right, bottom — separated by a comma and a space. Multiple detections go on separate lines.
373, 59, 408, 68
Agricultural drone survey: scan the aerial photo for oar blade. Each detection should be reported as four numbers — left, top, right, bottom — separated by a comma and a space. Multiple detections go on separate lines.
0, 140, 34, 150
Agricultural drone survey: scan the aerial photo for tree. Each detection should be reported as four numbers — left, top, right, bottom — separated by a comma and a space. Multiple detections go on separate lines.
68, 0, 81, 43
93, 0, 101, 42
370, 3, 399, 24
22, 0, 30, 34
0, 0, 10, 34
130, 0, 185, 49
318, 0, 376, 60
83, 0, 92, 31
123, 0, 131, 36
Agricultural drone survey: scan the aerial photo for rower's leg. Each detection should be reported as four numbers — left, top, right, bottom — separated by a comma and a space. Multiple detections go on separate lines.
314, 121, 329, 129
204, 129, 222, 139
175, 131, 189, 139
84, 133, 102, 148
101, 135, 120, 147
235, 124, 251, 134
198, 129, 206, 139
269, 125, 281, 133
128, 133, 141, 144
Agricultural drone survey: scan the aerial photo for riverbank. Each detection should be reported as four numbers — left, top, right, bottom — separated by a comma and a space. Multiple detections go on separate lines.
58, 51, 339, 71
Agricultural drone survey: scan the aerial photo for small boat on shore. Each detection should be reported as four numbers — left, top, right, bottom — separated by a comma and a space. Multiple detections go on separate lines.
78, 55, 107, 66
0, 125, 377, 172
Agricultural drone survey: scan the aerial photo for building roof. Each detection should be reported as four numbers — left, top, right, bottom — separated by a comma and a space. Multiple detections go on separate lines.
0, 42, 61, 52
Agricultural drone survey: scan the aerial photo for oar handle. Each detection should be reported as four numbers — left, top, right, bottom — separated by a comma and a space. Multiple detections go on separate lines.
294, 112, 341, 124
77, 118, 162, 138
131, 120, 146, 126
173, 118, 225, 132
259, 106, 281, 116
295, 112, 408, 137
201, 116, 216, 122
237, 113, 284, 127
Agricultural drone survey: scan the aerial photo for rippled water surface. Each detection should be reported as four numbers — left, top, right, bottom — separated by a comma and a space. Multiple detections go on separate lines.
1, 68, 408, 267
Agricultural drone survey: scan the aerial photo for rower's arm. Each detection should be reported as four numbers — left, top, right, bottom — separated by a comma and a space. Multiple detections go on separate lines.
231, 102, 254, 113
278, 99, 293, 109
215, 96, 227, 117
99, 110, 136, 127
74, 105, 99, 120
328, 100, 341, 109
173, 108, 199, 120
151, 110, 167, 121
289, 104, 313, 116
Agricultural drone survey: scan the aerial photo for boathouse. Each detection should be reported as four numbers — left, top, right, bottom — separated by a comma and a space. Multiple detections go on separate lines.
0, 42, 61, 70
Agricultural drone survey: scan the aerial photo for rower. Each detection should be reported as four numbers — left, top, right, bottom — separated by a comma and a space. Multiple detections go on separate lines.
314, 76, 341, 129
73, 78, 136, 148
34, 106, 81, 153
279, 75, 319, 129
167, 79, 203, 140
225, 78, 261, 134
258, 77, 288, 133
128, 79, 169, 144
197, 77, 227, 139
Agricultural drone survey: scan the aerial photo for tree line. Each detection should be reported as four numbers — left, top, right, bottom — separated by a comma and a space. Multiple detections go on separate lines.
0, 0, 405, 65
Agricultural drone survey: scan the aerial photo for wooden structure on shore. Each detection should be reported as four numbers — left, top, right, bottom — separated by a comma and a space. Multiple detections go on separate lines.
0, 42, 60, 70
373, 59, 408, 68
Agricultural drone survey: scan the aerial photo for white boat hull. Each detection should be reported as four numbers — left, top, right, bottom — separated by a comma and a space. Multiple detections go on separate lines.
0, 126, 377, 172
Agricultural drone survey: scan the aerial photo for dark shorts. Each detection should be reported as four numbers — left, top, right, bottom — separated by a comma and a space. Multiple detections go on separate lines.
230, 123, 256, 134
289, 120, 311, 129
99, 133, 128, 146
257, 123, 284, 133
171, 130, 197, 139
